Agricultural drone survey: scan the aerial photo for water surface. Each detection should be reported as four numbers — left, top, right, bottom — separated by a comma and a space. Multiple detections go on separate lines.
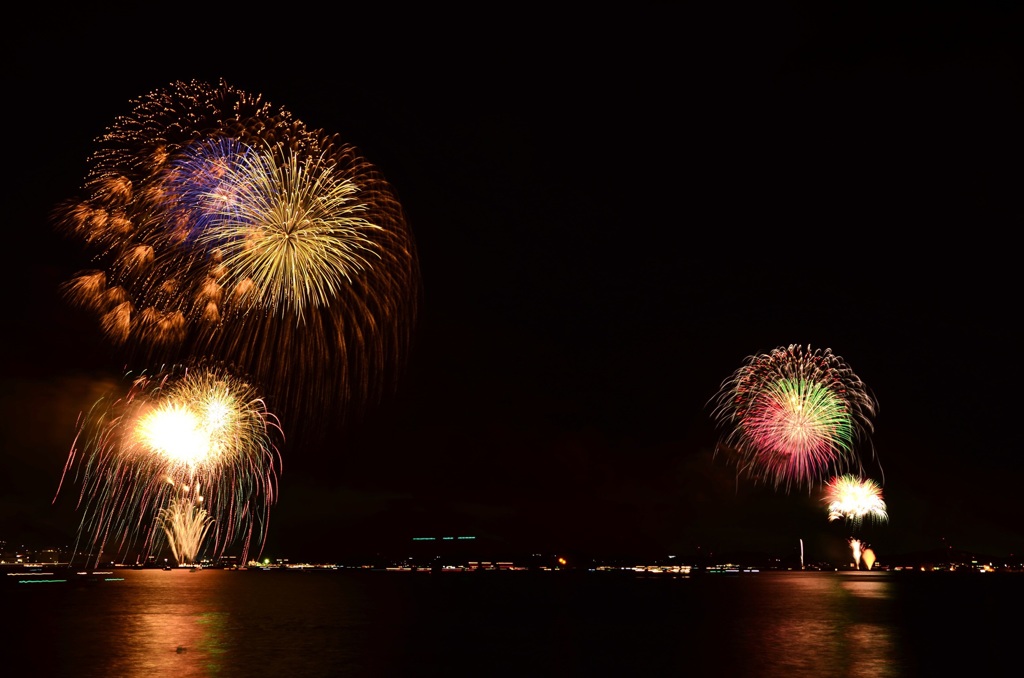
4, 568, 1016, 677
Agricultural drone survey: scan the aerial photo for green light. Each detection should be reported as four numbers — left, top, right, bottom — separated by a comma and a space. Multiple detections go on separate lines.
18, 579, 68, 584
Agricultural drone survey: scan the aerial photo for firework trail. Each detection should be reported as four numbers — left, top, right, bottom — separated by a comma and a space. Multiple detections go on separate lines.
710, 344, 879, 492
824, 474, 888, 528
53, 79, 420, 433
55, 363, 282, 567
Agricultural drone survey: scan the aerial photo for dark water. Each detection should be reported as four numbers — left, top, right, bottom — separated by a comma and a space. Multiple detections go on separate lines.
3, 568, 1018, 677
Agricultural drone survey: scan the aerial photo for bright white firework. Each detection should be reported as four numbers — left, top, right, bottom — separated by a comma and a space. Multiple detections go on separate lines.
824, 474, 888, 528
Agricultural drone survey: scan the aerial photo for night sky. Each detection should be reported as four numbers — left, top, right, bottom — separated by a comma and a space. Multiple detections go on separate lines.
3, 7, 1021, 566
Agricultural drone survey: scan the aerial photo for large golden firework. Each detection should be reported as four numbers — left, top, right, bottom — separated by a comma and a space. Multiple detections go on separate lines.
54, 79, 420, 432
56, 363, 282, 567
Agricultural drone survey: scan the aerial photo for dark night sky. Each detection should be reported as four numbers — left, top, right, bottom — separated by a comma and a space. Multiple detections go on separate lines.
3, 6, 1021, 565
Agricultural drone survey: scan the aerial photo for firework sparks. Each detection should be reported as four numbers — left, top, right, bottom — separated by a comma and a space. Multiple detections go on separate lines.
850, 538, 863, 569
183, 139, 388, 318
710, 344, 879, 492
824, 474, 888, 527
158, 490, 213, 567
53, 79, 420, 431
55, 363, 282, 567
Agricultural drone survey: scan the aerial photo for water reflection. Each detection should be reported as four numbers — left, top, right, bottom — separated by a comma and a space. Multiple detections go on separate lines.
12, 565, 1011, 676
841, 574, 894, 599
732, 572, 903, 677
102, 569, 230, 677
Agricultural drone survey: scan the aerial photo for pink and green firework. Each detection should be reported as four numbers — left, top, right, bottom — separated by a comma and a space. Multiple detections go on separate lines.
711, 344, 879, 492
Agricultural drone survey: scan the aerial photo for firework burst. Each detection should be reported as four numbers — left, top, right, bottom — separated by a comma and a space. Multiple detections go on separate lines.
710, 344, 879, 492
824, 474, 888, 528
183, 138, 388, 318
55, 363, 282, 567
53, 79, 420, 431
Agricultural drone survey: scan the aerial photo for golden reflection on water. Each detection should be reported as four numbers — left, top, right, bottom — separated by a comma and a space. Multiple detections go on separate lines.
842, 575, 893, 599
733, 572, 901, 677
99, 569, 231, 678
13, 565, 1014, 675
